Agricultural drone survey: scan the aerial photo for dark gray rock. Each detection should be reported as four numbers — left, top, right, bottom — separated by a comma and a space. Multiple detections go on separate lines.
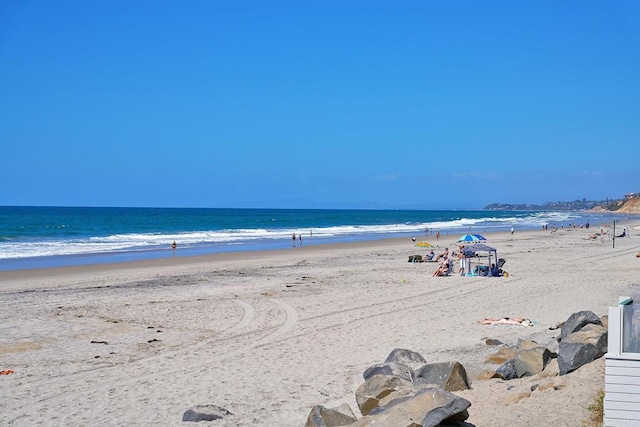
495, 359, 517, 380
363, 361, 414, 383
566, 323, 608, 357
557, 323, 608, 375
384, 348, 427, 371
421, 389, 472, 427
305, 404, 357, 427
414, 361, 470, 392
560, 311, 602, 340
182, 405, 233, 422
558, 341, 597, 375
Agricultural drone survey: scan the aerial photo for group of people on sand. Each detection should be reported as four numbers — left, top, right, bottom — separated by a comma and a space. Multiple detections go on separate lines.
432, 245, 472, 277
430, 245, 471, 277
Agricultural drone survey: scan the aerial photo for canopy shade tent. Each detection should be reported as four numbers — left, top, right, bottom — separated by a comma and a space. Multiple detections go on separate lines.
464, 243, 498, 276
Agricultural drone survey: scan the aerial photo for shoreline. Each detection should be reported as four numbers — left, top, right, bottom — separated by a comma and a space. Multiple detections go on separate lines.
0, 226, 551, 285
2, 213, 632, 276
1, 208, 630, 272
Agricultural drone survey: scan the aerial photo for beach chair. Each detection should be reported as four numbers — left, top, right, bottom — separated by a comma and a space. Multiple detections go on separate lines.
437, 259, 453, 277
497, 258, 506, 276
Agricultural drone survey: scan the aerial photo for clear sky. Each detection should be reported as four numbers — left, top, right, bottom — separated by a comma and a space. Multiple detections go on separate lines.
2, 1, 639, 209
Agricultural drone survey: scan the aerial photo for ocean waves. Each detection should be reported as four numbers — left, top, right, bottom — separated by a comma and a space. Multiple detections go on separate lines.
0, 209, 601, 262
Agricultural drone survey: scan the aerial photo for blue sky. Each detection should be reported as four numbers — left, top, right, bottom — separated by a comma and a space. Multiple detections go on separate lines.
1, 1, 639, 209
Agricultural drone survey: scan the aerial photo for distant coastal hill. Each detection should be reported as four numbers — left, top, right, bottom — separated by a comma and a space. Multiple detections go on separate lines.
484, 193, 640, 213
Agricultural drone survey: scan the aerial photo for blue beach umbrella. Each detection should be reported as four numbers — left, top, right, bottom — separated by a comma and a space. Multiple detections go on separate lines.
457, 234, 487, 243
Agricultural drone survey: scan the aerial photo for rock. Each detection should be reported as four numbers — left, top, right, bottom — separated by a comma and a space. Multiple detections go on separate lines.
363, 361, 414, 383
516, 339, 540, 350
531, 358, 559, 379
414, 361, 470, 392
560, 311, 602, 340
600, 314, 609, 330
502, 391, 531, 406
476, 370, 497, 380
536, 381, 557, 392
305, 404, 357, 427
355, 375, 415, 416
350, 388, 471, 427
514, 340, 551, 377
557, 323, 607, 375
486, 346, 517, 365
182, 405, 233, 422
566, 323, 608, 357
384, 348, 427, 371
548, 321, 564, 330
544, 337, 560, 357
495, 359, 517, 380
558, 341, 596, 375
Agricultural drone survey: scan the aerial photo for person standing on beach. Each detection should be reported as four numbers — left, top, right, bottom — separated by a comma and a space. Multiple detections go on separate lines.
172, 241, 177, 256
299, 234, 303, 246
292, 233, 296, 247
458, 246, 466, 276
436, 230, 440, 241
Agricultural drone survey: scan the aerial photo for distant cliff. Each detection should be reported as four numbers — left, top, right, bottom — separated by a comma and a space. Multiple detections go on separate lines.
484, 199, 617, 211
602, 194, 640, 214
484, 193, 640, 213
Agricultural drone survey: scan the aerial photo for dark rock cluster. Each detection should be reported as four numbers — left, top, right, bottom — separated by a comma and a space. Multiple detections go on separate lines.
481, 310, 607, 380
306, 348, 473, 427
306, 310, 607, 427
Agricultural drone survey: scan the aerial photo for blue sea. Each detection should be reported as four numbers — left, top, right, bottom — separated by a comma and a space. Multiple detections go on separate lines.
0, 206, 625, 271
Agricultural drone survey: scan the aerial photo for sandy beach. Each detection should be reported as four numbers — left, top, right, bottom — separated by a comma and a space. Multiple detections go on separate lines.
2, 222, 640, 426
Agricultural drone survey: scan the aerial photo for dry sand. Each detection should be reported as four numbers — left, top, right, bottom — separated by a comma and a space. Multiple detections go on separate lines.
2, 222, 640, 426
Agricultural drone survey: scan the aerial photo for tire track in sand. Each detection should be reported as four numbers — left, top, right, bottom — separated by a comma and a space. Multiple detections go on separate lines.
7, 298, 298, 420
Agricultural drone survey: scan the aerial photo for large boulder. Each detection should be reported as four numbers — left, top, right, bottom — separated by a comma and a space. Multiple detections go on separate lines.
182, 405, 233, 422
355, 375, 415, 416
350, 388, 471, 427
560, 311, 602, 340
384, 348, 427, 371
557, 323, 608, 375
558, 342, 597, 376
414, 361, 470, 392
363, 361, 414, 383
566, 323, 608, 357
305, 404, 357, 427
486, 346, 517, 365
514, 340, 551, 377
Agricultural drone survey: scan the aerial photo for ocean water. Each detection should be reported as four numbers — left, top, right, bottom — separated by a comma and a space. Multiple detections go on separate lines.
0, 206, 624, 270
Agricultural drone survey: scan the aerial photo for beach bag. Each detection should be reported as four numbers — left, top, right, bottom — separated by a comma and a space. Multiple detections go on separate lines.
408, 255, 422, 263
